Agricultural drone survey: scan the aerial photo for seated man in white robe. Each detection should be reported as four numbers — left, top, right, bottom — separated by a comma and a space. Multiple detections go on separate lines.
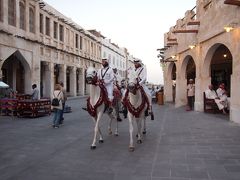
205, 84, 227, 114
216, 83, 230, 110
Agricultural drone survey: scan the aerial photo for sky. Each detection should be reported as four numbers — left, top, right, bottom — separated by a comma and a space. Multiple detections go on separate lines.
44, 0, 196, 85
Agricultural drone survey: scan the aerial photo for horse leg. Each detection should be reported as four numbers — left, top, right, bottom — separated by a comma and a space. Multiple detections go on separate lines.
142, 115, 147, 135
108, 112, 118, 136
91, 112, 103, 149
128, 114, 135, 152
108, 115, 113, 135
136, 118, 143, 144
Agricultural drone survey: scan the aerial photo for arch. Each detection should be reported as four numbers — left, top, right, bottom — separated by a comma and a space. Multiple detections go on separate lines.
167, 62, 176, 81
181, 55, 196, 81
1, 50, 31, 93
212, 44, 232, 93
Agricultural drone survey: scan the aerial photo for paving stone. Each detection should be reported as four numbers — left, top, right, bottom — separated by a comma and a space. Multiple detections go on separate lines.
1, 100, 240, 180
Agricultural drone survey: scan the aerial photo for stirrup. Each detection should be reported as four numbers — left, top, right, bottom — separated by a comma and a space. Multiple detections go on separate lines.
107, 107, 113, 114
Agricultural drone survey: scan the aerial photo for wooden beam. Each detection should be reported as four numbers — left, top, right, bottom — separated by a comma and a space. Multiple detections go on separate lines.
187, 21, 200, 26
167, 37, 177, 41
224, 0, 240, 6
167, 43, 178, 46
173, 29, 198, 33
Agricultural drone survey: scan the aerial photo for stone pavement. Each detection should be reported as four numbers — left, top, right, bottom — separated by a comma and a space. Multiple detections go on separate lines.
0, 98, 240, 180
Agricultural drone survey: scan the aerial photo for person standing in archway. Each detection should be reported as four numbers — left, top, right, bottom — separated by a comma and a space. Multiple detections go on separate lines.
186, 79, 195, 111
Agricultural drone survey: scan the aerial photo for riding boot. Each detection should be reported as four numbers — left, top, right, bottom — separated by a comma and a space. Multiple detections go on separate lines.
107, 102, 113, 114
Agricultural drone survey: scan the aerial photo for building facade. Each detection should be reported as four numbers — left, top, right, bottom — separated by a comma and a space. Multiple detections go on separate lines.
0, 0, 102, 98
89, 30, 129, 80
162, 0, 240, 123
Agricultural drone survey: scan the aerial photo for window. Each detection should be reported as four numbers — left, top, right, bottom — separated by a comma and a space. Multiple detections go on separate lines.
66, 28, 69, 44
0, 0, 3, 22
59, 24, 64, 42
79, 36, 82, 50
54, 21, 58, 39
19, 1, 25, 30
8, 0, 16, 26
75, 34, 79, 48
39, 13, 43, 33
29, 7, 35, 33
45, 17, 50, 36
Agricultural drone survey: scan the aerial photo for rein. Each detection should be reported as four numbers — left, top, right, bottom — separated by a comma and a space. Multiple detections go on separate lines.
86, 80, 110, 117
123, 85, 149, 118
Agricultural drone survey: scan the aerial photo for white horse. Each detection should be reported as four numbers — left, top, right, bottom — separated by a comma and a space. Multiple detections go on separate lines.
123, 72, 148, 152
85, 67, 119, 149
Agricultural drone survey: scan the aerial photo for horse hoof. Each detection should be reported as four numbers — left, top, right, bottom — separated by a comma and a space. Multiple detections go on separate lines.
90, 146, 96, 150
142, 131, 146, 135
129, 147, 135, 152
136, 134, 139, 138
117, 117, 122, 122
99, 140, 104, 143
109, 131, 113, 135
114, 133, 119, 136
137, 140, 142, 144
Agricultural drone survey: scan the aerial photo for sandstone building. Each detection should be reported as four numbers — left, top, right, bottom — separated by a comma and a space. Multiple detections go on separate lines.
162, 0, 240, 123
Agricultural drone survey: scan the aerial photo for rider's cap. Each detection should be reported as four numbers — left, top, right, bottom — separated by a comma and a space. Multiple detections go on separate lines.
133, 59, 142, 63
102, 58, 108, 62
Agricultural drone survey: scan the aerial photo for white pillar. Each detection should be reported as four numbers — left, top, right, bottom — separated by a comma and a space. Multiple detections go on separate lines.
59, 64, 66, 86
69, 66, 76, 97
44, 62, 54, 98
175, 76, 187, 107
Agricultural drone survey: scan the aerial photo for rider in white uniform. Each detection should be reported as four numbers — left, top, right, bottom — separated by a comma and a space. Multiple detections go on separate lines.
97, 58, 114, 113
134, 59, 152, 114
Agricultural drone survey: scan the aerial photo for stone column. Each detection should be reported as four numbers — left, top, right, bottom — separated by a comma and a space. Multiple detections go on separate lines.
59, 64, 66, 86
164, 73, 173, 102
78, 68, 85, 96
175, 76, 187, 108
69, 66, 76, 97
230, 51, 240, 123
44, 62, 54, 98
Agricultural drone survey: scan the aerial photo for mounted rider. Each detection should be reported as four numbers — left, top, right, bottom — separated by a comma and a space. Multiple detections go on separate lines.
97, 58, 114, 113
133, 59, 153, 115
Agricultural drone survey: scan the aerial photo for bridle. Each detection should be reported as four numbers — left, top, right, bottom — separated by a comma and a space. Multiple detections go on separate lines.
127, 79, 140, 95
86, 73, 98, 85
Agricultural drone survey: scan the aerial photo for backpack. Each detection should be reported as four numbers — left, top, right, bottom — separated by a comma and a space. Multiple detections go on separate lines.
51, 91, 61, 106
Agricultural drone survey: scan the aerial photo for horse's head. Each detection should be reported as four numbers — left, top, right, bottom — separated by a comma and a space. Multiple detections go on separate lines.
86, 67, 98, 85
127, 70, 139, 94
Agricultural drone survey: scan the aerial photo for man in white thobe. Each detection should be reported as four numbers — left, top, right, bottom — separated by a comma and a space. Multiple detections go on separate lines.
134, 59, 152, 115
205, 84, 227, 114
97, 58, 114, 113
216, 83, 229, 110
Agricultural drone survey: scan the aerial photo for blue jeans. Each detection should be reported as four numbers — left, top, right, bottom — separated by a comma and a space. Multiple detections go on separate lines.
53, 109, 61, 126
59, 102, 65, 123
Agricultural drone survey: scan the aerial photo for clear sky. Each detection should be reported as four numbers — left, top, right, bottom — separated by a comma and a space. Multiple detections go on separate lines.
44, 0, 196, 85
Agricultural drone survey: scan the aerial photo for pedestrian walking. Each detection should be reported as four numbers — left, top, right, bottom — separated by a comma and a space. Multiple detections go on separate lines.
51, 84, 64, 128
59, 81, 67, 125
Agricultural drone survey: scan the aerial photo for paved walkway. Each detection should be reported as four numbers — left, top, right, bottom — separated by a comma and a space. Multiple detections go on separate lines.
0, 98, 240, 180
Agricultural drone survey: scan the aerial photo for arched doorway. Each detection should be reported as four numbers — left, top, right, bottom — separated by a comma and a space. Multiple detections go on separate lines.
171, 63, 176, 103
1, 50, 31, 94
185, 57, 196, 81
211, 44, 232, 94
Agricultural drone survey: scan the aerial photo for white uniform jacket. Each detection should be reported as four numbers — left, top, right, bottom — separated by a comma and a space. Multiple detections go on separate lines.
97, 66, 114, 101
